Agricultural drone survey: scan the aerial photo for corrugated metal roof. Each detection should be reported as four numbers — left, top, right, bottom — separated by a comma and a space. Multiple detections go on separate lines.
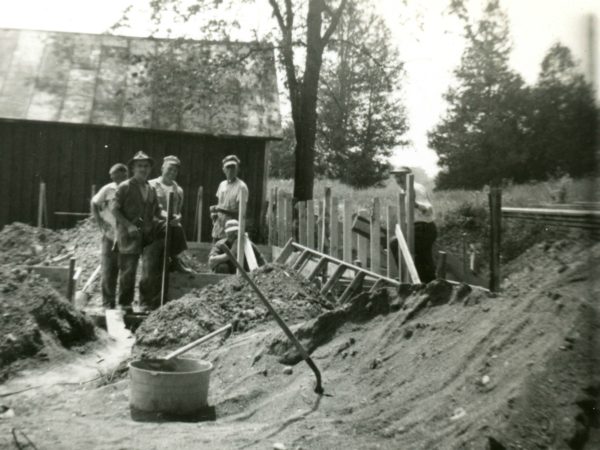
0, 28, 283, 138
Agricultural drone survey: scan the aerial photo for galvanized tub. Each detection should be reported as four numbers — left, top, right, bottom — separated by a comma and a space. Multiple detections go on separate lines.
129, 358, 213, 415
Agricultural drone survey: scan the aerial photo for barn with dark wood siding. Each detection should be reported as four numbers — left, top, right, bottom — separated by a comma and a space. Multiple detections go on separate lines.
0, 28, 282, 241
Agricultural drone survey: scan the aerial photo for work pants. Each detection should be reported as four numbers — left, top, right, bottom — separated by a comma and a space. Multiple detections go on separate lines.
390, 221, 438, 283
212, 261, 236, 274
118, 253, 140, 308
139, 224, 188, 309
101, 236, 119, 308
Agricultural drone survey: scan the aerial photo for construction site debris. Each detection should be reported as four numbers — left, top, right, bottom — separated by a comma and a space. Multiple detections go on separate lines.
0, 266, 96, 380
134, 263, 334, 356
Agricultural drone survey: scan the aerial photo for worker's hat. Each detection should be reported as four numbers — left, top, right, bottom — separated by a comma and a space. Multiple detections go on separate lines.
222, 155, 241, 168
129, 151, 154, 167
109, 163, 128, 175
163, 155, 181, 166
225, 219, 239, 233
390, 165, 412, 174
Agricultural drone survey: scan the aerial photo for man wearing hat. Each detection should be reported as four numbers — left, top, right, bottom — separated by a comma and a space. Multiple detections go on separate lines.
210, 155, 249, 242
112, 151, 163, 312
91, 163, 129, 309
390, 166, 437, 283
149, 155, 189, 271
137, 156, 193, 308
208, 219, 265, 273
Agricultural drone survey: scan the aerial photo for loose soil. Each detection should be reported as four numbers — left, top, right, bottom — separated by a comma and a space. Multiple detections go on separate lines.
0, 237, 597, 449
0, 266, 97, 382
134, 263, 334, 358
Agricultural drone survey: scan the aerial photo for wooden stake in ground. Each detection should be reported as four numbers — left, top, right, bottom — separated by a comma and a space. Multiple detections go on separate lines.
237, 189, 248, 274
160, 192, 174, 307
342, 199, 353, 263
489, 187, 502, 292
370, 198, 381, 275
306, 199, 315, 249
37, 181, 46, 228
405, 174, 415, 260
194, 186, 203, 242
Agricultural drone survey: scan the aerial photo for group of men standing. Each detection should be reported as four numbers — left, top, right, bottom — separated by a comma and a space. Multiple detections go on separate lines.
91, 151, 249, 313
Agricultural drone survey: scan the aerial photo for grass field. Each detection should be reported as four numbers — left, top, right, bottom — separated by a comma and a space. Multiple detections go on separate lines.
268, 175, 598, 226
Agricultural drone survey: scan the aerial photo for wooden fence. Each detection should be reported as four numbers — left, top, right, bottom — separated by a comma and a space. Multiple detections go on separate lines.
266, 175, 418, 282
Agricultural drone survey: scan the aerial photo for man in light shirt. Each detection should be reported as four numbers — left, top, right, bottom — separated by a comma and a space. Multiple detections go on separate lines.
210, 155, 249, 242
148, 155, 189, 273
91, 163, 128, 309
390, 166, 437, 283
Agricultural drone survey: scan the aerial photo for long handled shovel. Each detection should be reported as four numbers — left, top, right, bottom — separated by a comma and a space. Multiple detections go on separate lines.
222, 246, 324, 395
163, 323, 233, 360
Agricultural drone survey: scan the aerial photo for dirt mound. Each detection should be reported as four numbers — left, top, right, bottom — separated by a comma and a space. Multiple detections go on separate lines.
134, 263, 334, 356
0, 223, 67, 266
0, 219, 101, 280
197, 239, 599, 449
0, 238, 597, 449
0, 266, 96, 381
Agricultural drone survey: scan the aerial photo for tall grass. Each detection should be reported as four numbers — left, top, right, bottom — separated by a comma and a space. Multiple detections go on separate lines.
268, 176, 598, 226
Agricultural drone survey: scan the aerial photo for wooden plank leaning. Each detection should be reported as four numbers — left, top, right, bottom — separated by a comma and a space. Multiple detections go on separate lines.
160, 192, 175, 307
342, 199, 353, 263
394, 224, 421, 284
236, 190, 247, 274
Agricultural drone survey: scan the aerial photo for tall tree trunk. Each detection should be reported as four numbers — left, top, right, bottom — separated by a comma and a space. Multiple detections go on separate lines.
293, 0, 326, 201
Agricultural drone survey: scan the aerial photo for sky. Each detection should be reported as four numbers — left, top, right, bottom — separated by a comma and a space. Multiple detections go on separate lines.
0, 0, 598, 176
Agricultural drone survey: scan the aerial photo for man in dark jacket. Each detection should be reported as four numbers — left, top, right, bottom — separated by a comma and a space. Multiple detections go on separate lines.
112, 151, 163, 311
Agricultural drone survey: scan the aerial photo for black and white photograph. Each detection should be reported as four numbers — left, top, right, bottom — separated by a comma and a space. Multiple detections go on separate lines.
0, 0, 598, 448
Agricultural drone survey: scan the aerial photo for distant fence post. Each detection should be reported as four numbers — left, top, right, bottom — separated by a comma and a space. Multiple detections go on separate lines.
195, 186, 203, 242
268, 187, 277, 246
237, 190, 247, 273
370, 198, 381, 274
307, 199, 315, 249
405, 174, 415, 259
276, 189, 285, 247
342, 199, 353, 263
37, 181, 46, 229
461, 232, 468, 282
357, 209, 369, 267
489, 187, 502, 292
330, 196, 339, 259
397, 190, 406, 282
298, 201, 307, 245
284, 194, 293, 245
386, 205, 397, 279
317, 199, 325, 253
436, 251, 447, 279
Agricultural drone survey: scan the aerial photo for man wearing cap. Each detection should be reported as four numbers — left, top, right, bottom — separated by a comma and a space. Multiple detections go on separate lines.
112, 151, 163, 312
149, 155, 190, 272
390, 166, 437, 283
210, 155, 249, 242
208, 219, 265, 273
91, 163, 129, 309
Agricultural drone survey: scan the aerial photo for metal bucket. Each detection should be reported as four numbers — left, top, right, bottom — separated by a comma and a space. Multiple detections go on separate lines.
129, 358, 213, 415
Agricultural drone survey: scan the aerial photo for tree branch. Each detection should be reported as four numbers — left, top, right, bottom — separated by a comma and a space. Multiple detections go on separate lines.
321, 0, 348, 45
268, 0, 287, 32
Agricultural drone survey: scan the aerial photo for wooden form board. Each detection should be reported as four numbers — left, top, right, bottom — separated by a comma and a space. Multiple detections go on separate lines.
394, 224, 421, 284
